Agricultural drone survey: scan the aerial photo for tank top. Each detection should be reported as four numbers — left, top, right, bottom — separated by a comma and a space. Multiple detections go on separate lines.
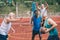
40, 8, 47, 17
0, 19, 11, 35
44, 18, 58, 36
33, 15, 42, 31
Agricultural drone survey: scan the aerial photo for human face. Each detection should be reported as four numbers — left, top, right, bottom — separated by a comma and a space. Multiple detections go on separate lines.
41, 4, 44, 9
11, 14, 15, 18
35, 10, 39, 16
9, 12, 16, 19
35, 11, 38, 15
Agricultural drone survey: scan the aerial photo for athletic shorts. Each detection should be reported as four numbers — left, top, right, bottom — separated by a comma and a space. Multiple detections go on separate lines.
32, 30, 41, 35
47, 35, 59, 40
0, 34, 8, 40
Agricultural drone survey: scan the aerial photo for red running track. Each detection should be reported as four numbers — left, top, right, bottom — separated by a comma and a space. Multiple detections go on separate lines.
0, 16, 60, 40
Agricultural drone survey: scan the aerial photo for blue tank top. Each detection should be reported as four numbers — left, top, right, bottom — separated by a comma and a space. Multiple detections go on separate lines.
33, 15, 42, 31
44, 18, 58, 36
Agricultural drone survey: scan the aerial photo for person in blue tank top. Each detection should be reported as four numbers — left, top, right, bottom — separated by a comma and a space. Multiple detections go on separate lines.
42, 15, 59, 40
31, 10, 42, 40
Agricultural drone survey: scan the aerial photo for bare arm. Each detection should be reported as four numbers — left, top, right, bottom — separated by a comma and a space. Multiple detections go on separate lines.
11, 27, 15, 33
6, 18, 20, 22
45, 2, 48, 10
36, 5, 40, 10
46, 18, 57, 33
48, 18, 57, 31
36, 2, 40, 10
31, 17, 33, 24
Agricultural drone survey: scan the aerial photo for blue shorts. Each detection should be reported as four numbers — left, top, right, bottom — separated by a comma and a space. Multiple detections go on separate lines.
0, 34, 8, 40
47, 35, 59, 40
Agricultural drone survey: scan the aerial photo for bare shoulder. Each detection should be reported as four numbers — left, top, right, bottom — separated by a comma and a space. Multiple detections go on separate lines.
48, 18, 52, 20
48, 18, 56, 24
48, 18, 54, 22
5, 17, 10, 22
5, 17, 9, 20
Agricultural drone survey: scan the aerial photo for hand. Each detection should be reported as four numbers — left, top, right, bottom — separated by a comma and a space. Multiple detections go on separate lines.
45, 29, 50, 33
13, 30, 15, 33
11, 27, 15, 33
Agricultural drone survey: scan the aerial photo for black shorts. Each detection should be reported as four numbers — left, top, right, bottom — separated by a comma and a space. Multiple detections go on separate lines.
32, 30, 41, 35
32, 30, 41, 40
0, 34, 8, 40
47, 35, 59, 40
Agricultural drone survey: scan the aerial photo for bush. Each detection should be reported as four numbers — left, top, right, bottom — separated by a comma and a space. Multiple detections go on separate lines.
24, 1, 32, 7
0, 1, 5, 7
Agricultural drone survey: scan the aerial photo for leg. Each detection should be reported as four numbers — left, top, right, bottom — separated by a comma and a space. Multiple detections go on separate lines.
53, 35, 60, 40
39, 34, 41, 40
47, 35, 58, 40
47, 36, 53, 40
0, 36, 6, 40
47, 35, 60, 40
32, 30, 36, 40
38, 31, 41, 40
2, 35, 8, 40
32, 34, 36, 40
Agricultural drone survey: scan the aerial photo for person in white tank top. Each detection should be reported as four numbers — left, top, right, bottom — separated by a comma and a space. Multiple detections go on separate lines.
36, 2, 48, 17
0, 19, 11, 35
0, 12, 20, 40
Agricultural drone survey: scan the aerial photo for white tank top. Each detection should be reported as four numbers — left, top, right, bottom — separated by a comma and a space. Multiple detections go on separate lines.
40, 8, 47, 17
0, 19, 11, 35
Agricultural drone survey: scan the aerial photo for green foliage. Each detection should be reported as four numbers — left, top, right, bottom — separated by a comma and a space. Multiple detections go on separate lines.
55, 5, 60, 12
0, 5, 16, 14
0, 1, 6, 7
48, 5, 60, 12
57, 0, 60, 4
0, 0, 60, 14
24, 1, 32, 7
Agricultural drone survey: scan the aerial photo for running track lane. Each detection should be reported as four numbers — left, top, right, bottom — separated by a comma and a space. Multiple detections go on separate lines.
0, 16, 60, 40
